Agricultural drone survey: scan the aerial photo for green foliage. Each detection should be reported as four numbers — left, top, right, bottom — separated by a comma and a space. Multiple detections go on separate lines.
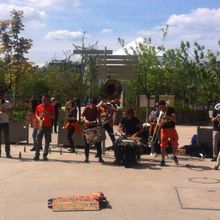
118, 26, 220, 113
11, 110, 27, 122
0, 9, 33, 103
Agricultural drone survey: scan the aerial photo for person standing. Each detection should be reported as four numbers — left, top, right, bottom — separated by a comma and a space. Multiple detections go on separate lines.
97, 97, 117, 148
33, 95, 54, 161
211, 103, 220, 161
158, 100, 179, 166
50, 97, 61, 133
147, 103, 160, 156
64, 100, 79, 153
0, 90, 12, 158
28, 97, 39, 151
81, 98, 104, 163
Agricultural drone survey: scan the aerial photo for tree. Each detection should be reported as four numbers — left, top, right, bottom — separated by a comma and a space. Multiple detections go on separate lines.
0, 9, 33, 103
118, 26, 168, 115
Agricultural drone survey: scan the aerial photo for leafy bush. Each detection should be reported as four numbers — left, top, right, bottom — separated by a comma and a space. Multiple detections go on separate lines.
11, 110, 27, 122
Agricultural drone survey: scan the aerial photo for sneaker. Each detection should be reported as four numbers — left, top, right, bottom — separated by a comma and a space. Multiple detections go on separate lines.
84, 158, 89, 163
211, 157, 217, 162
95, 154, 99, 158
214, 164, 219, 170
173, 156, 179, 165
68, 148, 76, 153
30, 147, 36, 151
33, 156, 39, 161
160, 160, 165, 166
43, 156, 48, 161
98, 158, 105, 163
6, 154, 12, 159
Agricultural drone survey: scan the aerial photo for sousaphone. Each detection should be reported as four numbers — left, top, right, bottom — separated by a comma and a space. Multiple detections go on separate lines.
102, 79, 122, 100
214, 103, 220, 110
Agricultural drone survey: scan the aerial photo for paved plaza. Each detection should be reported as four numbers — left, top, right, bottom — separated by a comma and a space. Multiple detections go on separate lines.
0, 125, 220, 220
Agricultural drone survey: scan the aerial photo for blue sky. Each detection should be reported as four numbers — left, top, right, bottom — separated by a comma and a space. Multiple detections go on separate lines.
0, 0, 220, 65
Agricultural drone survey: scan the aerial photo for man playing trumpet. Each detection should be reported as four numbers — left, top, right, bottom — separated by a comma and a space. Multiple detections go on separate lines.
33, 95, 55, 161
158, 100, 179, 166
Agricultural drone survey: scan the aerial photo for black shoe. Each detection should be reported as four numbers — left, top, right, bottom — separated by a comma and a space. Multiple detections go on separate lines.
160, 160, 165, 166
99, 158, 105, 163
211, 157, 217, 162
84, 158, 89, 163
95, 154, 99, 158
113, 160, 121, 165
30, 147, 36, 151
33, 156, 39, 161
173, 156, 179, 165
6, 154, 12, 159
43, 156, 48, 161
133, 161, 142, 166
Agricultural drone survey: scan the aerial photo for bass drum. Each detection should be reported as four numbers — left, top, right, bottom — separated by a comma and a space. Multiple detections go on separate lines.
114, 137, 139, 168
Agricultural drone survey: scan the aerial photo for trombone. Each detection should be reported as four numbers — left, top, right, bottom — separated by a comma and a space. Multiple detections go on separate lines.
147, 111, 164, 148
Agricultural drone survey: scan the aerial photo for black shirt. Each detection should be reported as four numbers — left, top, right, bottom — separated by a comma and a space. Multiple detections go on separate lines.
161, 106, 176, 129
212, 109, 220, 131
120, 116, 141, 136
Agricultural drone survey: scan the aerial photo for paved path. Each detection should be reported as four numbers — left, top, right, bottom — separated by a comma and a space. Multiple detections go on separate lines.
0, 125, 219, 220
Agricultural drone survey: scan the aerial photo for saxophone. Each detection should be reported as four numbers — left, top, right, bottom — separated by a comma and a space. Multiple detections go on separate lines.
38, 104, 45, 127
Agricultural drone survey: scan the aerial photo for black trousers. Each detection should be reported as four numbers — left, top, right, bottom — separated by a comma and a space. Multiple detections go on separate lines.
0, 123, 10, 156
67, 126, 75, 149
103, 123, 115, 144
84, 140, 102, 159
53, 113, 59, 132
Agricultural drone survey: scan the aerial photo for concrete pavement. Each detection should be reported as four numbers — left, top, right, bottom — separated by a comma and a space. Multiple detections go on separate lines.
0, 125, 219, 220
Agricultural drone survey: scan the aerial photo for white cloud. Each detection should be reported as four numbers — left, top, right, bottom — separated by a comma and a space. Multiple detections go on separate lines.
0, 3, 47, 27
102, 28, 112, 33
44, 30, 84, 41
2, 0, 80, 10
138, 8, 220, 51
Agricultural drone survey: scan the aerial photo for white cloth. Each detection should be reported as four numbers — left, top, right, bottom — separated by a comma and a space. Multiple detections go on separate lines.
0, 100, 12, 123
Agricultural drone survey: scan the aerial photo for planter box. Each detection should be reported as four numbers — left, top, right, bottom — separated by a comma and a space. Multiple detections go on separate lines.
1, 122, 29, 144
57, 124, 85, 148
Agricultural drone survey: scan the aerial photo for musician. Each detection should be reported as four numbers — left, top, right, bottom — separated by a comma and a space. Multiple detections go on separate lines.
0, 90, 12, 158
116, 108, 144, 166
64, 100, 80, 153
147, 103, 160, 155
211, 102, 220, 161
28, 97, 39, 151
118, 108, 144, 137
158, 100, 179, 166
81, 98, 104, 163
33, 95, 55, 161
97, 97, 117, 146
50, 97, 61, 133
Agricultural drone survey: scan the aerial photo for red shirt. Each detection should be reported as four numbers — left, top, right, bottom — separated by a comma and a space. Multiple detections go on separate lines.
36, 103, 54, 127
82, 106, 100, 129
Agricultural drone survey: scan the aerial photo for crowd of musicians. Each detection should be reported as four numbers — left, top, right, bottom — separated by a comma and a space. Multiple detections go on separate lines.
0, 90, 220, 169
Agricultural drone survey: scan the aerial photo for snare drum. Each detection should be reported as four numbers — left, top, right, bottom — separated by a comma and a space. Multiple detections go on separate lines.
84, 126, 106, 144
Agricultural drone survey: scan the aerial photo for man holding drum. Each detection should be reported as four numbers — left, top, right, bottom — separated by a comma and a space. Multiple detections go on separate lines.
116, 108, 144, 167
81, 98, 105, 163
